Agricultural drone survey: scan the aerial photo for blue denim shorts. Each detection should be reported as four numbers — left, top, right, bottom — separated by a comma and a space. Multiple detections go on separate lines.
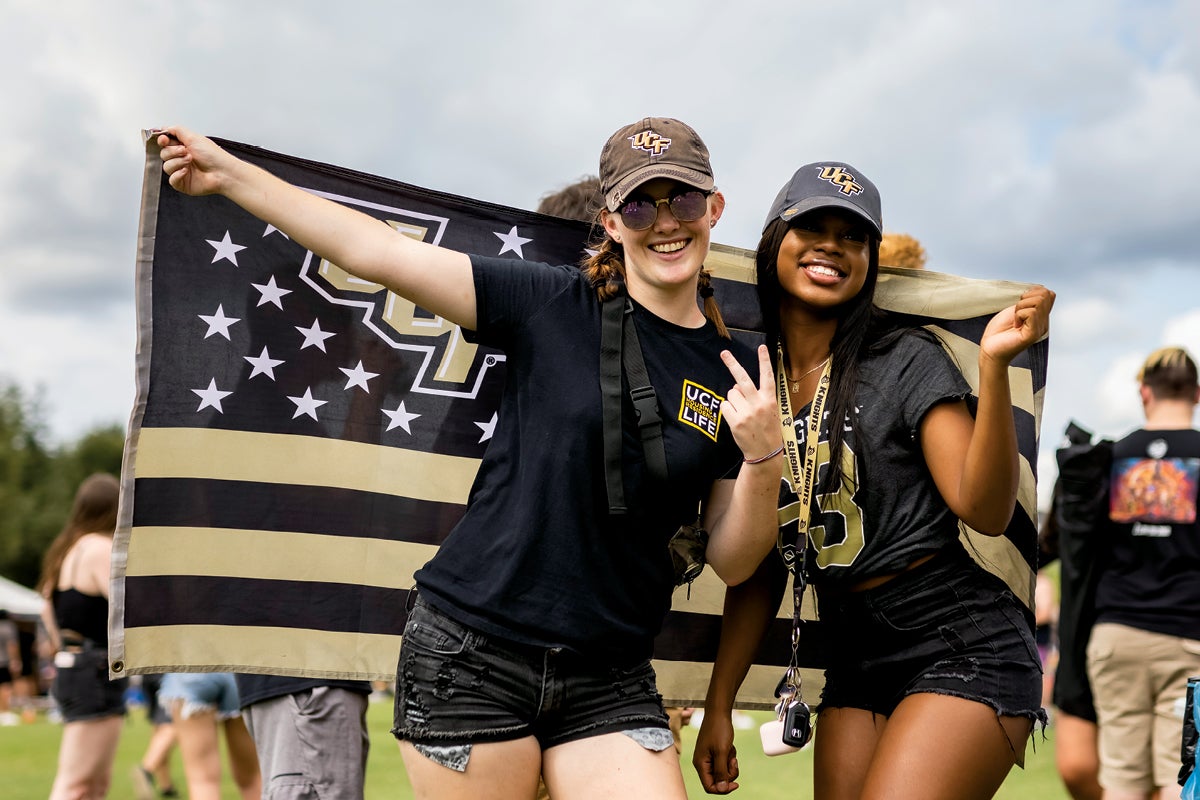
159, 672, 242, 721
52, 645, 128, 722
392, 596, 671, 765
815, 543, 1047, 724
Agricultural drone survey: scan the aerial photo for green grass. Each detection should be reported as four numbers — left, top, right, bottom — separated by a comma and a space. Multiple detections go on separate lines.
1, 700, 1069, 798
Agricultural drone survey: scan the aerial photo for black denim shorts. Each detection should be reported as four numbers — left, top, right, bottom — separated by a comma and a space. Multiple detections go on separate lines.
51, 645, 128, 723
392, 596, 670, 752
815, 543, 1046, 723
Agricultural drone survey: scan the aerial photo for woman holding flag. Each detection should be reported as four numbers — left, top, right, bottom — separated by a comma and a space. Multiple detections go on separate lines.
693, 162, 1054, 799
157, 118, 783, 800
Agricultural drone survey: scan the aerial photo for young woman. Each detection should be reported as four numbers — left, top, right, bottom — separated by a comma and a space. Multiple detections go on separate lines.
693, 162, 1054, 800
156, 672, 260, 800
39, 473, 126, 800
158, 117, 784, 800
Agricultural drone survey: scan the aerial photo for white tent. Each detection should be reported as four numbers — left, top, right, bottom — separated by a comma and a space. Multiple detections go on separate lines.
0, 574, 44, 622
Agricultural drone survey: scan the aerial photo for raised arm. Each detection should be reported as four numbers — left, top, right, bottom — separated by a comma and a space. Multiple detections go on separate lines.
704, 345, 785, 585
922, 286, 1055, 534
157, 127, 476, 329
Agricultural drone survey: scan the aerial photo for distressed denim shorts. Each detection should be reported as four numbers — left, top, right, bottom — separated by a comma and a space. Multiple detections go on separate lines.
391, 596, 671, 770
815, 542, 1047, 725
159, 672, 242, 721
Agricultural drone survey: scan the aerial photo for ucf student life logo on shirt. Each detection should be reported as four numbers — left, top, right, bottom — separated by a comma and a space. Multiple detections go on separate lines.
679, 380, 724, 442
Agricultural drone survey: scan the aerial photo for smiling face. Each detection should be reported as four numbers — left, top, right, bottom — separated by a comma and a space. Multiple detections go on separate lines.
775, 208, 873, 316
601, 178, 724, 301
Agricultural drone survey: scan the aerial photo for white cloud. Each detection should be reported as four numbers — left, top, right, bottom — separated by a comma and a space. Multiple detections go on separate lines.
0, 0, 1197, 454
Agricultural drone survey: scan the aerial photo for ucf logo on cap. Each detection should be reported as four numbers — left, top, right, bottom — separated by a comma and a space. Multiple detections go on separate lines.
629, 129, 672, 157
817, 166, 864, 196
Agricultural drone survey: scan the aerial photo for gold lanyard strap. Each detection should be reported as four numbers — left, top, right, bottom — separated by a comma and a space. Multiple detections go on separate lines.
776, 346, 831, 530
774, 345, 832, 696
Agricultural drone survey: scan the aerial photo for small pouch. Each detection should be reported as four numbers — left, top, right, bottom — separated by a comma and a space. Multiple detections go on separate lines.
668, 517, 708, 587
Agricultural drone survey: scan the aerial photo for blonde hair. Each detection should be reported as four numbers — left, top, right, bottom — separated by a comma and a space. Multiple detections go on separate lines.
1137, 346, 1199, 400
879, 232, 927, 270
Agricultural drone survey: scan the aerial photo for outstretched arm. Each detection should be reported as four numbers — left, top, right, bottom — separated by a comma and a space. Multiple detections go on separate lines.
922, 286, 1055, 534
157, 127, 476, 329
704, 345, 784, 585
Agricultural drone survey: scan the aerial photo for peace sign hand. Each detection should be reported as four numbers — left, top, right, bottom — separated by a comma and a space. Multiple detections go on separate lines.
721, 345, 783, 465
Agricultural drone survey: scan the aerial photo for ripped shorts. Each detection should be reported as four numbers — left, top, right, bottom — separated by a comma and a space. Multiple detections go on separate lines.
158, 672, 242, 721
816, 542, 1047, 725
391, 596, 671, 770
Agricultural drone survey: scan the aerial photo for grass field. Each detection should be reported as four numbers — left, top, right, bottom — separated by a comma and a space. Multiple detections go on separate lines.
1, 699, 1071, 798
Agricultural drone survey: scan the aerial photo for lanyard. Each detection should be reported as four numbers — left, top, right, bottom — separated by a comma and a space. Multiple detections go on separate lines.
775, 346, 831, 534
774, 345, 832, 698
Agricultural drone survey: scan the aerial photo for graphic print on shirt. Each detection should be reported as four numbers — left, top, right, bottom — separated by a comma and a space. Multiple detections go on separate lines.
778, 412, 867, 571
1109, 444, 1200, 527
678, 379, 724, 442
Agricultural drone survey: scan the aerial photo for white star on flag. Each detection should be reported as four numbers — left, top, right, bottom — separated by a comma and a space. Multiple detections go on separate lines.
207, 231, 247, 265
339, 361, 379, 392
244, 347, 285, 380
251, 276, 292, 309
192, 378, 232, 413
382, 401, 420, 433
263, 224, 289, 239
295, 319, 336, 352
287, 388, 328, 420
198, 305, 240, 340
494, 226, 532, 258
475, 411, 498, 443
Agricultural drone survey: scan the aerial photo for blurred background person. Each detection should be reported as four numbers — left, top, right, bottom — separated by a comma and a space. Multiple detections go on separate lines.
1086, 347, 1200, 800
38, 473, 126, 800
132, 672, 179, 799
878, 231, 927, 270
157, 672, 261, 800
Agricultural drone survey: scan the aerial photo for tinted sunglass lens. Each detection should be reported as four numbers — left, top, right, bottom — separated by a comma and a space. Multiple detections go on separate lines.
671, 191, 708, 221
620, 200, 656, 230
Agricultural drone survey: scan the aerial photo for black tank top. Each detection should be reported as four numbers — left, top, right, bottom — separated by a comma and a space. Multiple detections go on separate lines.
54, 588, 109, 647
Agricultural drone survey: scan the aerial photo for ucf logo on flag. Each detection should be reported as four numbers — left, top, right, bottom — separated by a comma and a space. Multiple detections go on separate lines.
111, 133, 1049, 709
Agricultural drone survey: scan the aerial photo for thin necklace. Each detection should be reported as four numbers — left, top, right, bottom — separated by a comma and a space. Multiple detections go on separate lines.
787, 355, 831, 393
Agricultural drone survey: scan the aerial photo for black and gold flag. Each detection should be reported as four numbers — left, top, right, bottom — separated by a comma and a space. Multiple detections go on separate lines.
112, 133, 1048, 709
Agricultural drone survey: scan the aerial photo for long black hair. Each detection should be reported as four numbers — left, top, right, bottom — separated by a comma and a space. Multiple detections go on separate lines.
755, 217, 894, 495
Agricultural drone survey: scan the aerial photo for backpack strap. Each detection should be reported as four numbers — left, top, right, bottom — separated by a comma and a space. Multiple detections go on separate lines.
600, 294, 669, 515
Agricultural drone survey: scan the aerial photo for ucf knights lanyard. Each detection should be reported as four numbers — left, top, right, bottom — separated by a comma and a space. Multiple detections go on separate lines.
773, 345, 832, 702
775, 345, 831, 533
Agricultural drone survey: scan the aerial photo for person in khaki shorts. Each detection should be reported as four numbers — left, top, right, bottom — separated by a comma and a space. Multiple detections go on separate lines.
1086, 346, 1200, 800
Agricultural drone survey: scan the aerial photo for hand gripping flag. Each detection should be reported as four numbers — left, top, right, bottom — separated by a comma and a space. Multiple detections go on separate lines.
111, 133, 1048, 708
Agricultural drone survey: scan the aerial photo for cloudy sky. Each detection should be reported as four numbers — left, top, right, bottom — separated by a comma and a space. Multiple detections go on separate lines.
2, 0, 1198, 507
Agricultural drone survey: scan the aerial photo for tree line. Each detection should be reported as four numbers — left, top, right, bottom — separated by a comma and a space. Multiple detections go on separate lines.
0, 381, 125, 589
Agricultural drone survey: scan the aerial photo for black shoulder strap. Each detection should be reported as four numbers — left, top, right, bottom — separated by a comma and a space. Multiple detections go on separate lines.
600, 295, 669, 515
600, 296, 627, 514
621, 304, 669, 483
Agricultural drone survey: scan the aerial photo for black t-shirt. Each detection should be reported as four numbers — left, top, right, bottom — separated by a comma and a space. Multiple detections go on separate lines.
414, 256, 751, 663
777, 331, 972, 585
234, 673, 371, 709
1095, 427, 1200, 638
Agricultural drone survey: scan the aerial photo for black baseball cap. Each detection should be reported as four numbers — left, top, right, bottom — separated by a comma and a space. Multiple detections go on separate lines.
599, 117, 715, 212
763, 162, 882, 236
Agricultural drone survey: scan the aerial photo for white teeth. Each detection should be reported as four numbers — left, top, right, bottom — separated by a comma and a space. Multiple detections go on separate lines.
651, 241, 686, 253
808, 264, 840, 277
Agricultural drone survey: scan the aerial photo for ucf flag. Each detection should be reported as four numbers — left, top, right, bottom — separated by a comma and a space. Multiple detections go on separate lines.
112, 132, 1049, 709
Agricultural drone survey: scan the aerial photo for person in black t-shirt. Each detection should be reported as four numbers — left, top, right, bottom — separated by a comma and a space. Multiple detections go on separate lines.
156, 118, 785, 800
1086, 346, 1200, 800
694, 162, 1055, 799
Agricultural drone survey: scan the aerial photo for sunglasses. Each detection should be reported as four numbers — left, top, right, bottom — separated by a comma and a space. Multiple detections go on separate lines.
617, 189, 711, 230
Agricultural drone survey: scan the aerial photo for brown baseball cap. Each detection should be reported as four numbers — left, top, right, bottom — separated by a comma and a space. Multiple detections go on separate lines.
599, 117, 715, 212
